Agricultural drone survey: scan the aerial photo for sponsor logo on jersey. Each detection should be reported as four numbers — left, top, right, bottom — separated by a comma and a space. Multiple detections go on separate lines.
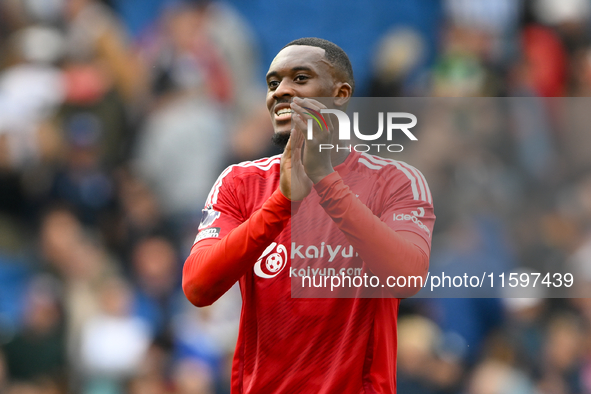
254, 242, 288, 279
194, 227, 220, 242
199, 208, 220, 230
411, 207, 425, 217
291, 242, 358, 261
393, 210, 430, 235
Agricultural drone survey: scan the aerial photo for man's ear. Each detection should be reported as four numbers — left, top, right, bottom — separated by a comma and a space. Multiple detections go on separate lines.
334, 82, 352, 107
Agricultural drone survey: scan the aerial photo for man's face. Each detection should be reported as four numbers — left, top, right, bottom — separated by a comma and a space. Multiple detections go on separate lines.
266, 45, 338, 139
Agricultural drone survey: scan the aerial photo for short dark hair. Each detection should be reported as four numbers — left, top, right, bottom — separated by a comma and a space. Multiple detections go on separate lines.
283, 37, 355, 94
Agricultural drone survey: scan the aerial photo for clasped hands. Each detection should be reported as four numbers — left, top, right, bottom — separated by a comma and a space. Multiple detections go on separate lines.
280, 97, 336, 201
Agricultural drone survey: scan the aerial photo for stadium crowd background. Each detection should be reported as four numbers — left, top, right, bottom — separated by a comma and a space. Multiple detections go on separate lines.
0, 0, 591, 393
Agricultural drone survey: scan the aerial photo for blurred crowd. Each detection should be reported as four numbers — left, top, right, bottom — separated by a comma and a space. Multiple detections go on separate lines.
0, 0, 590, 393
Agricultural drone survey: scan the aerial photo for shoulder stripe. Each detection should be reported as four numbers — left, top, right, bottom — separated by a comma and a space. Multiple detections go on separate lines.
362, 154, 419, 200
205, 155, 281, 207
361, 153, 431, 203
358, 157, 382, 170
397, 161, 427, 202
413, 165, 432, 204
397, 160, 431, 204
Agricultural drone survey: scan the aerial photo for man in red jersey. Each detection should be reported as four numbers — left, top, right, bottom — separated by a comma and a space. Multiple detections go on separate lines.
183, 37, 435, 393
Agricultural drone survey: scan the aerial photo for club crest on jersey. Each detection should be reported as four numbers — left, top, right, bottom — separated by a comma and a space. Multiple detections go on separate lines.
199, 208, 220, 230
254, 242, 288, 279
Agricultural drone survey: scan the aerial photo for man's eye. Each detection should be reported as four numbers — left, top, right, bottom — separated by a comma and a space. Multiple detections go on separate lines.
295, 75, 309, 82
268, 81, 279, 89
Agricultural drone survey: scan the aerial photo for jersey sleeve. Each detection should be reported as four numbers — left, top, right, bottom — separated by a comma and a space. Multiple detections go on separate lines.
194, 166, 244, 244
184, 162, 298, 307
379, 165, 435, 251
314, 171, 432, 297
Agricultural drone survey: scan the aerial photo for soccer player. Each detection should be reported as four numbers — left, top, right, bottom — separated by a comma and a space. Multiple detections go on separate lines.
183, 37, 435, 393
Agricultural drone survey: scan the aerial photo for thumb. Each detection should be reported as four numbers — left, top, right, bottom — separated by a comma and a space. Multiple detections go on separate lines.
283, 133, 292, 156
291, 127, 304, 150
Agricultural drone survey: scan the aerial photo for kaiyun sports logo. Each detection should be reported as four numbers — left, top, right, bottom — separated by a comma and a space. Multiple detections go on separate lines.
304, 107, 418, 153
254, 242, 288, 279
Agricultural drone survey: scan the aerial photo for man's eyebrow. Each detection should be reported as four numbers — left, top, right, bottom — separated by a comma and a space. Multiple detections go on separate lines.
291, 66, 313, 73
266, 66, 314, 81
265, 71, 280, 81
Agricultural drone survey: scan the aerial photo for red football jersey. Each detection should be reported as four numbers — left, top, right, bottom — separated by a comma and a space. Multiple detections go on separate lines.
195, 151, 435, 393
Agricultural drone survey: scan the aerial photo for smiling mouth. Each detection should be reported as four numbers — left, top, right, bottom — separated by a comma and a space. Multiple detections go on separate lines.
275, 108, 293, 121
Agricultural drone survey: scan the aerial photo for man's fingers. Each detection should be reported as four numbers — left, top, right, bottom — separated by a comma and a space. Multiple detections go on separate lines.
290, 102, 307, 118
291, 127, 304, 149
283, 132, 292, 157
293, 97, 326, 112
290, 99, 326, 122
289, 103, 310, 138
291, 104, 325, 141
292, 112, 308, 136
290, 128, 302, 165
292, 97, 334, 139
303, 99, 335, 135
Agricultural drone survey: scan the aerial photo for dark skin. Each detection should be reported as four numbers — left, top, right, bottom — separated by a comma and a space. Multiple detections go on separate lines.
181, 44, 430, 306
267, 45, 430, 255
265, 45, 352, 201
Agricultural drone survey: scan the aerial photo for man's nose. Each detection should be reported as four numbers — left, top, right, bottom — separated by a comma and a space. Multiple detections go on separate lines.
272, 79, 295, 100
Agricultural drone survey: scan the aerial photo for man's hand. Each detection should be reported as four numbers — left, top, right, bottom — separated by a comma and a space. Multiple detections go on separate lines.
290, 97, 335, 184
280, 128, 313, 201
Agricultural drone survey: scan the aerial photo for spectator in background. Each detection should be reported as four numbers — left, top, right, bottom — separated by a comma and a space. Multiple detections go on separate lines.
125, 339, 173, 394
60, 0, 145, 175
531, 0, 591, 55
136, 0, 261, 112
396, 315, 463, 394
569, 47, 591, 96
50, 112, 116, 226
38, 206, 119, 376
509, 25, 568, 97
131, 235, 184, 340
109, 170, 173, 265
0, 23, 66, 222
367, 27, 426, 97
133, 1, 231, 228
468, 359, 537, 394
133, 94, 227, 225
1, 275, 66, 392
431, 23, 496, 97
138, 0, 233, 105
134, 0, 274, 231
62, 0, 147, 104
502, 297, 547, 378
427, 0, 519, 97
170, 358, 214, 394
171, 286, 239, 392
79, 276, 152, 394
537, 314, 586, 394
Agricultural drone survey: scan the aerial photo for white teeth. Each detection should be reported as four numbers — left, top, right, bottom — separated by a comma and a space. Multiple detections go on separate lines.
276, 109, 293, 116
